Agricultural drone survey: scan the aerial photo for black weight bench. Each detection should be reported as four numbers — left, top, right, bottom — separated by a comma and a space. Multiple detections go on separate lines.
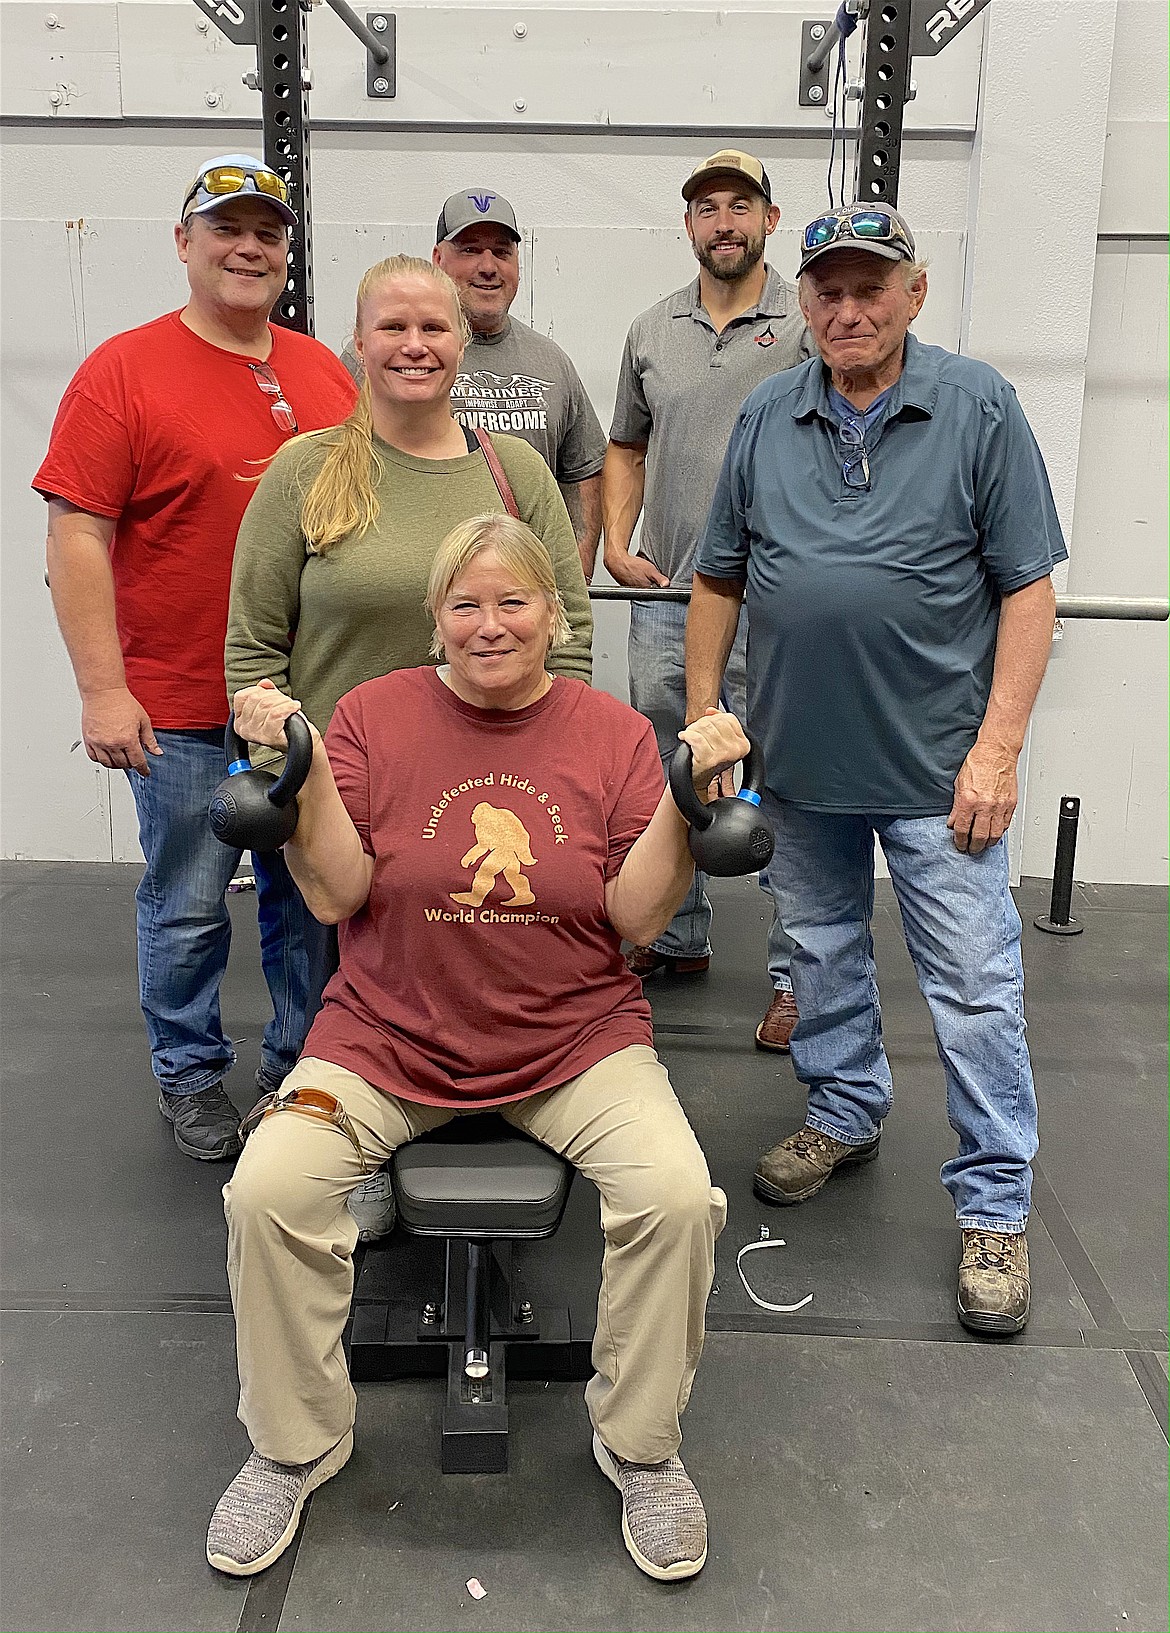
347, 1115, 593, 1473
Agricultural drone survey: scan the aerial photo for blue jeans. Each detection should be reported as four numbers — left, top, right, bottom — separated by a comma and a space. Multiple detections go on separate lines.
764, 799, 1037, 1230
128, 729, 313, 1097
628, 597, 793, 983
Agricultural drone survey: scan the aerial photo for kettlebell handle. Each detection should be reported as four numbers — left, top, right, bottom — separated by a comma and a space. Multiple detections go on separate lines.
668, 730, 765, 830
224, 708, 314, 810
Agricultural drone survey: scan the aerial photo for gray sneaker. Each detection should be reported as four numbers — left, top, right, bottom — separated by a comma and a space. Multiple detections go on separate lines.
753, 1124, 881, 1205
347, 1165, 397, 1242
592, 1433, 707, 1580
254, 1066, 287, 1098
957, 1229, 1030, 1334
207, 1430, 353, 1576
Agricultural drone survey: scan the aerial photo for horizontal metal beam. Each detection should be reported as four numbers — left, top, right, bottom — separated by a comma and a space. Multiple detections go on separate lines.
1054, 597, 1170, 621
39, 578, 1167, 622
589, 586, 691, 603
587, 588, 1170, 621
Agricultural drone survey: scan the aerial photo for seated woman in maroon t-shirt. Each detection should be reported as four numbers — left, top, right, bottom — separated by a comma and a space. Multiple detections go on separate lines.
209, 513, 748, 1586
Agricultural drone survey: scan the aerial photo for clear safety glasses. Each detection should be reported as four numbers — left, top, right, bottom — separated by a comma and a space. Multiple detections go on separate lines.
837, 418, 871, 491
249, 363, 298, 435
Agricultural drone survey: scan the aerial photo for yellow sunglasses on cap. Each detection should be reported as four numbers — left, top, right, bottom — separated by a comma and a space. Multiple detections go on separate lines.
182, 163, 290, 215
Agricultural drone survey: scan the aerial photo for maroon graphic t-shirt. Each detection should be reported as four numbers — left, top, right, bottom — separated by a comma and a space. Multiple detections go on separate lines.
303, 668, 663, 1107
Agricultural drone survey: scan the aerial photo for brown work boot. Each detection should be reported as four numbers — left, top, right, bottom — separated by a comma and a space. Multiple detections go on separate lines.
957, 1229, 1030, 1335
755, 989, 800, 1051
754, 1124, 881, 1205
625, 946, 710, 977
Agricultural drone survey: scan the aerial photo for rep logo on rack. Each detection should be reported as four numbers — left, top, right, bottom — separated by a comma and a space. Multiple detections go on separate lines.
914, 0, 991, 55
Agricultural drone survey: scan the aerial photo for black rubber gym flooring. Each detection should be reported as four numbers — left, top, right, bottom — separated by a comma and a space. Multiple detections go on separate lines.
2, 861, 1166, 1633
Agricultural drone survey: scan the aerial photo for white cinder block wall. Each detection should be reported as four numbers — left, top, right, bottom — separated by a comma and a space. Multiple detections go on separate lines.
1, 0, 1165, 881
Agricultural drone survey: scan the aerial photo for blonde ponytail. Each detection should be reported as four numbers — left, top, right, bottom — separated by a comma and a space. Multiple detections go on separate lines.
299, 381, 381, 554
299, 254, 471, 554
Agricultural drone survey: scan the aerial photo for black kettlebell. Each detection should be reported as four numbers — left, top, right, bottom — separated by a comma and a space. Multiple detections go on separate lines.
669, 731, 775, 876
209, 710, 314, 851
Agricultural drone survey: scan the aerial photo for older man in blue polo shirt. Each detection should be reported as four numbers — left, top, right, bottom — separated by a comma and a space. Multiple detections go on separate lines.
686, 203, 1066, 1334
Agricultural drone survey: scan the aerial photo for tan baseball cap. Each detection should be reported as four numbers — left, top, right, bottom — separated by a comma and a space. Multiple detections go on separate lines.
682, 149, 772, 205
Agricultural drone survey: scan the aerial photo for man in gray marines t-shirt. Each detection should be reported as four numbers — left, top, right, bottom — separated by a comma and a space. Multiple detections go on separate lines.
603, 149, 812, 1029
340, 189, 606, 578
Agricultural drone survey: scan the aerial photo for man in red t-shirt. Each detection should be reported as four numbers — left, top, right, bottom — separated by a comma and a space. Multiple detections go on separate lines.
34, 154, 358, 1162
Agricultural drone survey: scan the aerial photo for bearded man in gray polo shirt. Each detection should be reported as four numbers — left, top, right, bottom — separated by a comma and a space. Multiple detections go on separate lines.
603, 150, 813, 1036
341, 189, 605, 578
689, 203, 1067, 1335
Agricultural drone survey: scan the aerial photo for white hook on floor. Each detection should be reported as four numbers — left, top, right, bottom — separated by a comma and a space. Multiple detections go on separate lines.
736, 1237, 814, 1313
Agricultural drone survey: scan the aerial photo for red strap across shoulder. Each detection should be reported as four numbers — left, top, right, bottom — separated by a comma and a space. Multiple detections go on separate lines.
472, 427, 521, 518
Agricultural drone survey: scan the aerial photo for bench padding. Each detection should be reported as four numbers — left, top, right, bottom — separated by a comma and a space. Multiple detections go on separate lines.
391, 1116, 573, 1239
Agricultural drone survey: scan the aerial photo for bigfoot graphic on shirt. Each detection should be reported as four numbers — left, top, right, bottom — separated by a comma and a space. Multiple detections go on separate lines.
450, 802, 537, 909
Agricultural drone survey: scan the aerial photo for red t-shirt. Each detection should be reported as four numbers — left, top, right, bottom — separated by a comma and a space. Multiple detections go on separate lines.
305, 668, 664, 1108
33, 311, 357, 729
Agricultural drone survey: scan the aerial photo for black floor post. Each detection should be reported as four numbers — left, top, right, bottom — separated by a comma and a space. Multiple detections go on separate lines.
464, 1241, 490, 1380
1034, 795, 1085, 935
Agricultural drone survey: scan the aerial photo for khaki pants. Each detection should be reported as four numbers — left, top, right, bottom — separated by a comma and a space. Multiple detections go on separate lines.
224, 1044, 727, 1466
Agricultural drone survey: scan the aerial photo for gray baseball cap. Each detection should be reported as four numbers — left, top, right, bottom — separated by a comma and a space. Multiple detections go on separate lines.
435, 188, 521, 245
181, 154, 297, 228
798, 203, 916, 275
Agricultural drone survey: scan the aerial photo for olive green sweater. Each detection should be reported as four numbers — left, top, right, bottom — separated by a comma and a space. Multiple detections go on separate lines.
225, 429, 592, 737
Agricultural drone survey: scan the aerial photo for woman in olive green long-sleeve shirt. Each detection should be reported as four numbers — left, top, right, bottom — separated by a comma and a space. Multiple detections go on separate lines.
225, 254, 592, 739
224, 256, 593, 1238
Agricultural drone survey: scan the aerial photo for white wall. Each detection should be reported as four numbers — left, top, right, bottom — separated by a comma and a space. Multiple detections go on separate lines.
1019, 0, 1163, 888
1021, 0, 1169, 883
1022, 235, 1169, 881
1, 0, 1165, 879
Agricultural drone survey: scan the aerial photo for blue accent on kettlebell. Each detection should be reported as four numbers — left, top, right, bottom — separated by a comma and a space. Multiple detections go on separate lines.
668, 732, 775, 877
208, 710, 314, 851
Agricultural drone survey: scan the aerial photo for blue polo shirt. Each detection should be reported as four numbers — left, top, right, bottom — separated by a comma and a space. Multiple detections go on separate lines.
696, 334, 1067, 814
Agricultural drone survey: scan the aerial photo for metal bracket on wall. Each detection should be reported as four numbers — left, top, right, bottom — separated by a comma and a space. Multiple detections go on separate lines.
798, 19, 834, 108
366, 12, 395, 97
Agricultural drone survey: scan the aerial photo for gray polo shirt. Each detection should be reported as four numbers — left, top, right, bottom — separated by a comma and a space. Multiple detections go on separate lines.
609, 266, 813, 584
697, 333, 1068, 815
340, 317, 605, 484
